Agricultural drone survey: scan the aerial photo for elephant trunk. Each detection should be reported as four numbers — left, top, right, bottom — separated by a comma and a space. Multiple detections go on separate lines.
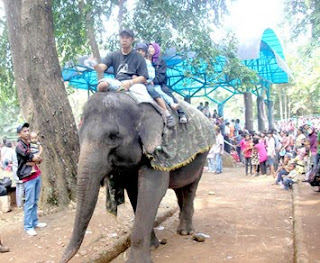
61, 144, 111, 263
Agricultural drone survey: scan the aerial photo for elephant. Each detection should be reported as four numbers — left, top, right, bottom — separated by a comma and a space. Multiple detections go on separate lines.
61, 91, 214, 263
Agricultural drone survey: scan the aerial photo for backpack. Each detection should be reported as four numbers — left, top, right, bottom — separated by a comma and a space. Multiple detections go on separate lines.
0, 177, 12, 188
0, 184, 7, 196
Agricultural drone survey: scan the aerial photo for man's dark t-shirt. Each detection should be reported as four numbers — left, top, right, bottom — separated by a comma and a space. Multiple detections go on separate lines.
102, 50, 148, 81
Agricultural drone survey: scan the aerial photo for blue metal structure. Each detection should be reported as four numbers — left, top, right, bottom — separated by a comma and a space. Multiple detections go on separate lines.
62, 28, 291, 119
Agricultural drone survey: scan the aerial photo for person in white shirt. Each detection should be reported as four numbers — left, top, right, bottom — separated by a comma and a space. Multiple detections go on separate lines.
214, 127, 224, 174
1, 141, 15, 170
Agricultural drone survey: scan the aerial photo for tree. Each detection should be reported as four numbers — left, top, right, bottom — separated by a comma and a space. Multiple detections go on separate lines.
3, 0, 79, 207
284, 0, 320, 42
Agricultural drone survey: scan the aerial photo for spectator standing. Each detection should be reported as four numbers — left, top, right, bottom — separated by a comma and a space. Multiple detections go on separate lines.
16, 123, 47, 236
308, 127, 318, 167
317, 130, 320, 165
243, 134, 253, 175
202, 102, 210, 118
213, 128, 224, 174
266, 131, 276, 177
207, 146, 215, 173
254, 137, 268, 176
212, 109, 218, 119
229, 120, 235, 140
197, 102, 204, 112
1, 141, 15, 170
224, 122, 231, 154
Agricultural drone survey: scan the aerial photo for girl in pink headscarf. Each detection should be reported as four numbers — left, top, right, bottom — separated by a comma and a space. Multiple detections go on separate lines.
148, 43, 188, 124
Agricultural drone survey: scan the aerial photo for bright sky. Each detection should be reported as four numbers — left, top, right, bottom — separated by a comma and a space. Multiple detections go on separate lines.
224, 0, 284, 40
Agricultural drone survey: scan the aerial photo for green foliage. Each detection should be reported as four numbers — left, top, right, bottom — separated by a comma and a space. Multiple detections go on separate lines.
0, 20, 21, 137
284, 0, 320, 43
52, 0, 117, 63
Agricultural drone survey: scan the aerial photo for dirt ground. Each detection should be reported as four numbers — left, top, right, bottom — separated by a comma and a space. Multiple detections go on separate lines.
1, 166, 319, 263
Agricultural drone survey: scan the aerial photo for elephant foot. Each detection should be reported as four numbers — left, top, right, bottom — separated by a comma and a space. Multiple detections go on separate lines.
177, 228, 194, 236
127, 249, 152, 263
177, 223, 194, 236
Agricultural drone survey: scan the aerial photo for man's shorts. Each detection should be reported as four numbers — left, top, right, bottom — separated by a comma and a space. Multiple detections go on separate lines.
98, 78, 122, 91
267, 156, 275, 166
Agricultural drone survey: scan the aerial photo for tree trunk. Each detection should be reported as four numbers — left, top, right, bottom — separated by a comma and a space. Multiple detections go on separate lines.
244, 92, 253, 132
267, 100, 274, 131
257, 96, 265, 132
118, 0, 126, 29
3, 0, 79, 207
79, 0, 103, 79
278, 88, 283, 120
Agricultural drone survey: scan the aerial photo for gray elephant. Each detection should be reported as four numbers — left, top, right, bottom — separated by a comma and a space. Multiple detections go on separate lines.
61, 92, 214, 263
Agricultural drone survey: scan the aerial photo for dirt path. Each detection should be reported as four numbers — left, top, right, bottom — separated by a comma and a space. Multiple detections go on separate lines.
113, 167, 294, 263
1, 166, 319, 263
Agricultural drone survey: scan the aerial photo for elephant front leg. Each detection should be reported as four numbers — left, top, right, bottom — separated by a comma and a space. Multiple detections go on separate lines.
127, 167, 169, 263
174, 177, 201, 236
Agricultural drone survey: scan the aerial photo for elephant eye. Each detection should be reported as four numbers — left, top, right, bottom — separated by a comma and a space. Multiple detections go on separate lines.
105, 132, 121, 146
108, 134, 118, 140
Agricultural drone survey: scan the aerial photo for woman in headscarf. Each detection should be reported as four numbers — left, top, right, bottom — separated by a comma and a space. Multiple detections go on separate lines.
148, 43, 188, 124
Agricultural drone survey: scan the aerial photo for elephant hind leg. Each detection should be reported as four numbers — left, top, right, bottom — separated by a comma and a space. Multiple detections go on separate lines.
174, 176, 201, 236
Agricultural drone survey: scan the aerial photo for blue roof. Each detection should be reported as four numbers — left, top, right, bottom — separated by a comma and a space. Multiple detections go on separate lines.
237, 28, 291, 84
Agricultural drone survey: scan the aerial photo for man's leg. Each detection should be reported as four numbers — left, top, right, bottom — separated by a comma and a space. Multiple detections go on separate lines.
24, 178, 37, 231
146, 85, 176, 128
216, 153, 222, 173
128, 84, 154, 103
32, 176, 42, 227
97, 78, 121, 92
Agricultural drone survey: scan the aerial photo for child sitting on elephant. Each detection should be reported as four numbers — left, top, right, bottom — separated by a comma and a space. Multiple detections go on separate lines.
148, 42, 188, 124
135, 42, 176, 128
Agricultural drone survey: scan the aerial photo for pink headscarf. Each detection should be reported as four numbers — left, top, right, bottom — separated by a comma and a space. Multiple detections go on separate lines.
150, 43, 161, 63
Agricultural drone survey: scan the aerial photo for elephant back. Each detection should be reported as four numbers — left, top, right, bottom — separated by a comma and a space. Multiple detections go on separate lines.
146, 100, 216, 171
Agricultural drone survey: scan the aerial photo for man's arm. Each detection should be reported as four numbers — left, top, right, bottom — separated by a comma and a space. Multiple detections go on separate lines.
120, 76, 146, 91
16, 142, 34, 161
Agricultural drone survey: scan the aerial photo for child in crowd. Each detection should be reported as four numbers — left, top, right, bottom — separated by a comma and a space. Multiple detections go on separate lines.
254, 137, 268, 176
207, 146, 215, 172
281, 163, 298, 190
27, 131, 43, 174
243, 134, 252, 175
230, 149, 240, 162
275, 162, 295, 185
251, 139, 259, 176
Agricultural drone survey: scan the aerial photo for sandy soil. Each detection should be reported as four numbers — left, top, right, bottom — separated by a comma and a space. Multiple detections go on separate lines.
1, 166, 319, 263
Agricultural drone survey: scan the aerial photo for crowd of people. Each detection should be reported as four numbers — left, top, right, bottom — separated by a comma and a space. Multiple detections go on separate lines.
200, 105, 320, 191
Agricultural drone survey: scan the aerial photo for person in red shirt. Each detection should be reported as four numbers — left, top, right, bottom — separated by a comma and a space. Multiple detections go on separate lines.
243, 134, 253, 175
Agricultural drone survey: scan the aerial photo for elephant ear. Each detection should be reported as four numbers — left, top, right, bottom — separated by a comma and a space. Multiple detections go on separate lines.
138, 104, 164, 154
